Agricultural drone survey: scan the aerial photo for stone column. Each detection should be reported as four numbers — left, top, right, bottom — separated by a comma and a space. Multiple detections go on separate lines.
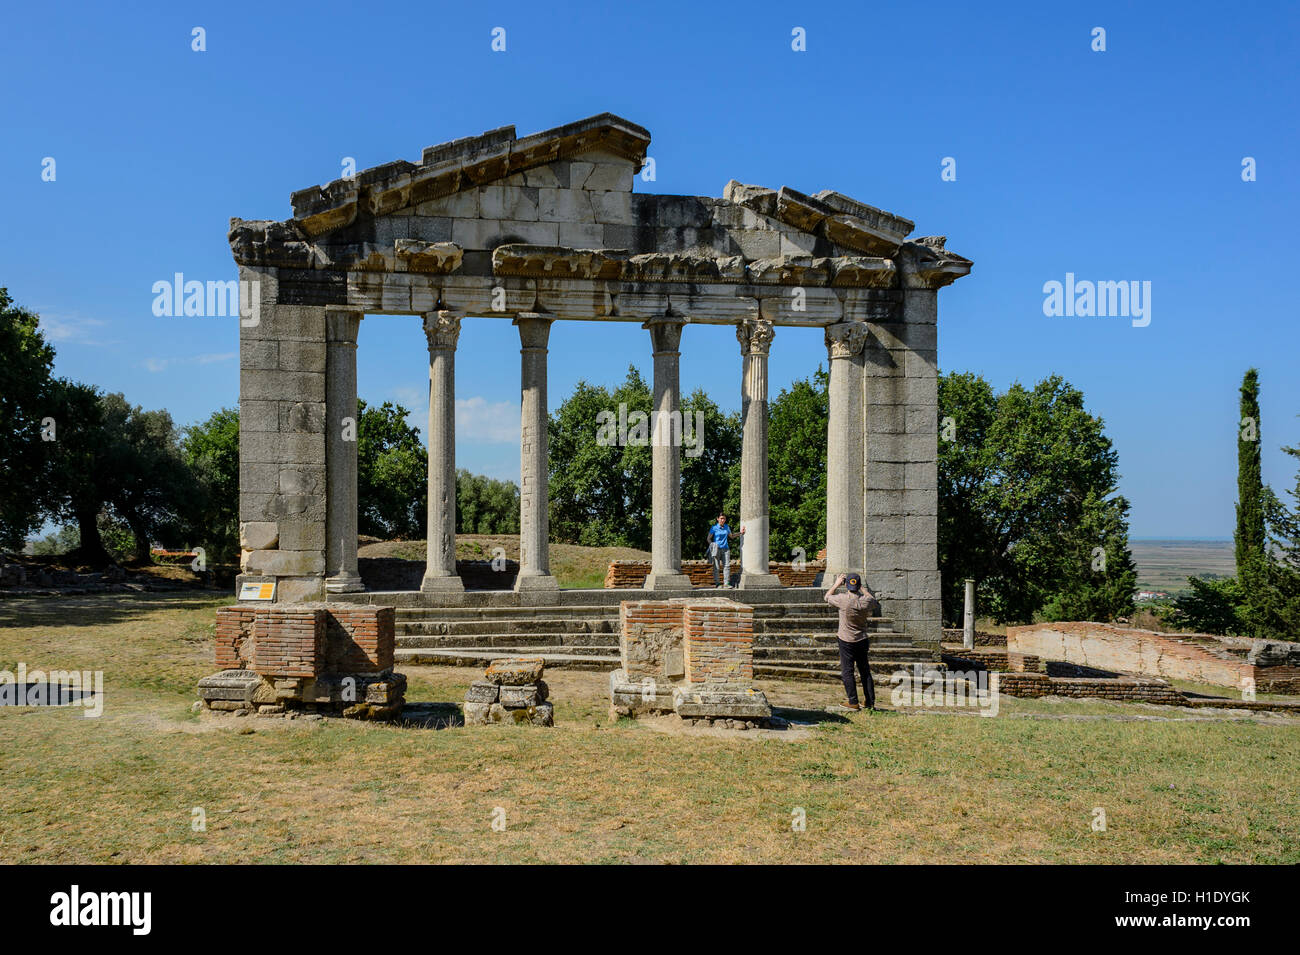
737, 318, 781, 589
824, 321, 869, 579
514, 314, 559, 592
421, 310, 464, 593
643, 318, 692, 590
325, 308, 364, 593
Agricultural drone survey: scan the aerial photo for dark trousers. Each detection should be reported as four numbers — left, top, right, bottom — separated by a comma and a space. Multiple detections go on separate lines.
838, 638, 874, 707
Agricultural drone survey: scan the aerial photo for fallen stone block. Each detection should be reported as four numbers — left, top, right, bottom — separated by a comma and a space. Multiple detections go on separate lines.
608, 668, 676, 715
197, 670, 261, 704
465, 680, 500, 704
485, 657, 545, 686
499, 682, 548, 708
672, 684, 772, 720
463, 701, 492, 725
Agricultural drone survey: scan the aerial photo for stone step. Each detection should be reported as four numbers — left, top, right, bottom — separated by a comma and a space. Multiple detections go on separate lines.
397, 633, 618, 649
755, 662, 947, 682
395, 648, 617, 670
754, 632, 912, 647
345, 587, 832, 609
755, 646, 935, 662
399, 618, 618, 636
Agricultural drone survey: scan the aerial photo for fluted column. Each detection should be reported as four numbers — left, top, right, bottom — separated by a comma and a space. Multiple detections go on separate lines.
737, 318, 781, 589
325, 308, 364, 593
825, 321, 869, 579
514, 314, 559, 592
643, 318, 692, 590
421, 310, 464, 593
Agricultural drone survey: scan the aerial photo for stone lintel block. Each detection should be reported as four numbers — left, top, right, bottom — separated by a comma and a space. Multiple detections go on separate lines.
535, 279, 612, 317
243, 549, 326, 577
667, 290, 759, 324
758, 288, 842, 325
239, 521, 279, 551
610, 290, 669, 320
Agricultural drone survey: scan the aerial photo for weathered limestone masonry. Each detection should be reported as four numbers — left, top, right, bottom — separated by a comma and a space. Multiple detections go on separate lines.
1008, 622, 1300, 693
462, 656, 554, 726
230, 114, 971, 648
199, 604, 405, 718
611, 597, 771, 726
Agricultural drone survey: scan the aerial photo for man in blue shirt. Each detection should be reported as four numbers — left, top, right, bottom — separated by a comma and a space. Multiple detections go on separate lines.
707, 513, 737, 587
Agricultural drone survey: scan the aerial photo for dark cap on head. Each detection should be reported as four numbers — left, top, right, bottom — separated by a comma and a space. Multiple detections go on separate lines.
846, 573, 862, 591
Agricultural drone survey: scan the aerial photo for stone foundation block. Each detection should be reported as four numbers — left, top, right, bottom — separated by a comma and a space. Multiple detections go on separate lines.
465, 680, 500, 704
485, 657, 545, 686
672, 684, 772, 720
499, 682, 548, 708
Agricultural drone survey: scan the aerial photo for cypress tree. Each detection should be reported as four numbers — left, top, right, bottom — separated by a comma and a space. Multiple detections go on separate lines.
1235, 368, 1265, 575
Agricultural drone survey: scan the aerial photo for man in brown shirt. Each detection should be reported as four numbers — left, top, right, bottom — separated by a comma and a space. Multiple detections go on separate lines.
824, 572, 881, 710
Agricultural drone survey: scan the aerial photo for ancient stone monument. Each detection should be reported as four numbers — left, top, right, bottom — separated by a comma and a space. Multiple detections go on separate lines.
229, 113, 971, 646
197, 603, 406, 718
609, 597, 773, 727
462, 656, 554, 726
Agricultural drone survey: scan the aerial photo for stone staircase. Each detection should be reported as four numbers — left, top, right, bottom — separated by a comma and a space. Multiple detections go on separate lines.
341, 588, 941, 682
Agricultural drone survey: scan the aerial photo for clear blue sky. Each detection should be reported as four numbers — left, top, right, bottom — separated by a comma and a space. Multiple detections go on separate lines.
4, 0, 1297, 538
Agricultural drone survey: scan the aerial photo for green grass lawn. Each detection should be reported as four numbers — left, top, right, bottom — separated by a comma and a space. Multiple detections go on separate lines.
0, 593, 1297, 864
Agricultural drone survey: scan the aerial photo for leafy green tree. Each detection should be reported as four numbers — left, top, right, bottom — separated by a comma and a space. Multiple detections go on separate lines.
938, 372, 1136, 624
1168, 576, 1247, 635
356, 399, 426, 539
456, 470, 520, 534
1241, 444, 1300, 640
766, 369, 828, 563
1235, 369, 1265, 574
180, 407, 240, 563
548, 367, 653, 549
681, 389, 741, 558
43, 388, 193, 564
0, 288, 58, 548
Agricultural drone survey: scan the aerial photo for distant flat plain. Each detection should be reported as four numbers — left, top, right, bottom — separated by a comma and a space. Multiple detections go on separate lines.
1131, 539, 1235, 592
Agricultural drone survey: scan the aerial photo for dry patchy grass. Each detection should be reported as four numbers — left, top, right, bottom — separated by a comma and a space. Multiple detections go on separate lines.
0, 594, 1297, 864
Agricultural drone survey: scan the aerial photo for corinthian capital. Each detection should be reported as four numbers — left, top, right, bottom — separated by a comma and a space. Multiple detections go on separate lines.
736, 318, 775, 357
825, 321, 870, 359
423, 310, 462, 350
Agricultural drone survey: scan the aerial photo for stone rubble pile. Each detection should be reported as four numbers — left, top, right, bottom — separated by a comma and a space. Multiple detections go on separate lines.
463, 657, 554, 726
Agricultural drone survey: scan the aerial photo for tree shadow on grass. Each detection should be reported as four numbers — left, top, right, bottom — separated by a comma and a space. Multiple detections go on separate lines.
396, 701, 463, 730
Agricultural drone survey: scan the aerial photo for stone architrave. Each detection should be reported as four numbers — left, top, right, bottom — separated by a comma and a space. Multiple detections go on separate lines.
421, 311, 464, 592
514, 314, 559, 591
643, 318, 692, 590
825, 321, 869, 578
325, 308, 364, 593
736, 318, 781, 589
